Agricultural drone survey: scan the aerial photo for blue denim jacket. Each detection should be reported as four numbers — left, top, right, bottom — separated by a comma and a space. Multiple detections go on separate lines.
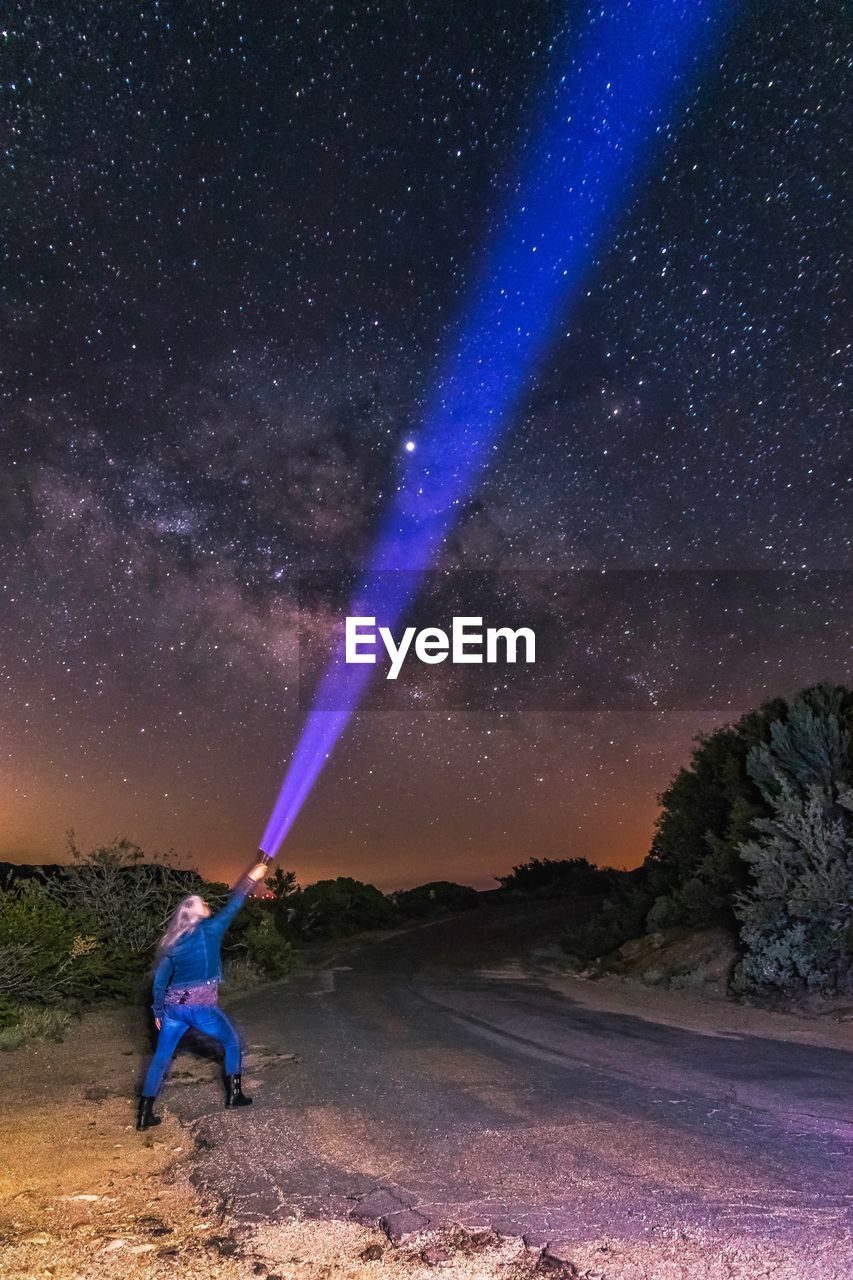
152, 878, 250, 1018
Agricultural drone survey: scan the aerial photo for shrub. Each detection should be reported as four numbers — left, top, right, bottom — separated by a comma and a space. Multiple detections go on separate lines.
643, 705, 786, 928
393, 881, 480, 918
0, 841, 305, 1013
264, 866, 302, 939
0, 1004, 73, 1050
499, 857, 613, 899
296, 877, 399, 938
55, 834, 203, 976
267, 867, 299, 903
733, 686, 853, 998
237, 909, 296, 978
0, 879, 108, 1004
0, 837, 214, 1010
221, 955, 266, 993
562, 868, 654, 961
566, 683, 853, 968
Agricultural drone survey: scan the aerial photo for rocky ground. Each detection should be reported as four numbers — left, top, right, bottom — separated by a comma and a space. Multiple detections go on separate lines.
0, 1006, 542, 1280
2, 1009, 843, 1280
1, 917, 851, 1280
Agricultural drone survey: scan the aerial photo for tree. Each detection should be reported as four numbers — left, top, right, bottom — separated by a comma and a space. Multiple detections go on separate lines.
733, 685, 853, 998
499, 857, 612, 899
264, 866, 300, 937
0, 879, 104, 1009
644, 701, 786, 928
563, 683, 853, 968
268, 867, 298, 903
54, 832, 202, 964
393, 881, 480, 918
296, 877, 399, 938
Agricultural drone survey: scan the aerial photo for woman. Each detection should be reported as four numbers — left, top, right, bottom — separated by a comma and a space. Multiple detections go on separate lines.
137, 858, 269, 1131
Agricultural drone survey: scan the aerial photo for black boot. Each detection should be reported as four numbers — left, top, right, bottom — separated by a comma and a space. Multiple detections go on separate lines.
224, 1073, 253, 1108
136, 1096, 161, 1130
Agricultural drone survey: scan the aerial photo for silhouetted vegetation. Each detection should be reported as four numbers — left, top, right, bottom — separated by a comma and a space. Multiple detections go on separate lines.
0, 852, 412, 1041
5, 683, 850, 1045
562, 868, 654, 962
0, 836, 203, 1033
564, 684, 853, 1001
293, 876, 400, 938
732, 686, 853, 998
392, 881, 480, 918
498, 857, 614, 899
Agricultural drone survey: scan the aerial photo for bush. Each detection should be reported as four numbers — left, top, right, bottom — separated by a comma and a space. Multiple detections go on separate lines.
296, 877, 399, 938
0, 841, 308, 1017
393, 881, 480, 919
0, 836, 212, 1012
262, 866, 304, 940
0, 879, 107, 1005
499, 857, 613, 899
54, 833, 204, 996
221, 955, 266, 993
236, 909, 296, 978
562, 868, 654, 961
643, 704, 788, 928
564, 683, 853, 975
0, 1004, 73, 1050
733, 686, 853, 998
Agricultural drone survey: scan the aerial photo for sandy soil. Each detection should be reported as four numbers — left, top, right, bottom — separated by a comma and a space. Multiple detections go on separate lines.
537, 967, 853, 1051
0, 995, 850, 1280
0, 1008, 544, 1280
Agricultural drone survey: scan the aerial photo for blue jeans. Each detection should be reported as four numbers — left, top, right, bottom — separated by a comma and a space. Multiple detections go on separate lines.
142, 1005, 242, 1096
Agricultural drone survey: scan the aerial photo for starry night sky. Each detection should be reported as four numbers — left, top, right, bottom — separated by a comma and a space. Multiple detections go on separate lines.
1, 1, 850, 887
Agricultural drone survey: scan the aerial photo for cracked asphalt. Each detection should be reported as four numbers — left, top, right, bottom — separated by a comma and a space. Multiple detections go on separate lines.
165, 904, 853, 1261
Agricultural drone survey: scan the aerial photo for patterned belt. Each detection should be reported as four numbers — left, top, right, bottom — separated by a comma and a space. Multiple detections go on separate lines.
164, 981, 219, 1008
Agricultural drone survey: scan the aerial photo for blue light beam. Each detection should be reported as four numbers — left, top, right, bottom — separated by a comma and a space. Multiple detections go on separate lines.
260, 0, 738, 857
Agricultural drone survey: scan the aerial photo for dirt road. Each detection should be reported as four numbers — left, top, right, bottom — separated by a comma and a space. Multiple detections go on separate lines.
164, 904, 853, 1273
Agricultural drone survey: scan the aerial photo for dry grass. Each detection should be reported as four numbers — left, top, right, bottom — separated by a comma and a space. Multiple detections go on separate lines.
0, 1004, 72, 1050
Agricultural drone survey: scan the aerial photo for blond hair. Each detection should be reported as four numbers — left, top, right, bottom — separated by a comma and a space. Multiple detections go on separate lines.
155, 894, 208, 961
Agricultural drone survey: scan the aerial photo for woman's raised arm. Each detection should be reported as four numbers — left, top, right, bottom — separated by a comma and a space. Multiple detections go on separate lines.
208, 859, 269, 936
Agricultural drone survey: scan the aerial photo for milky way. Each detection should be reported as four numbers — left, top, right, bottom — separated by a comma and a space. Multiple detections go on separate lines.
1, 2, 849, 886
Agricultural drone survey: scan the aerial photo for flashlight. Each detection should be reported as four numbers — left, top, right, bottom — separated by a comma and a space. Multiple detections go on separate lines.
242, 851, 273, 884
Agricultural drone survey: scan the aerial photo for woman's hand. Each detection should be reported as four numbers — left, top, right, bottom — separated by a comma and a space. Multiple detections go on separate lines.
155, 1017, 162, 1031
247, 860, 269, 883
